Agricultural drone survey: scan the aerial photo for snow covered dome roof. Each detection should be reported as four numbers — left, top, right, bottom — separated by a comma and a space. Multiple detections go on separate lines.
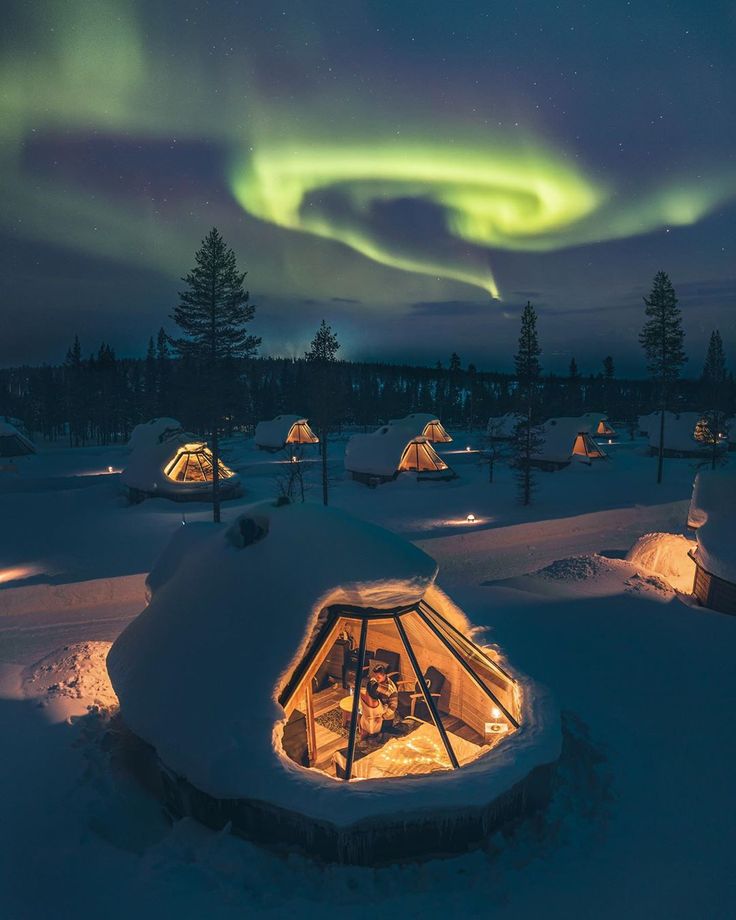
254, 415, 318, 449
121, 430, 239, 498
0, 420, 35, 457
107, 502, 559, 831
127, 418, 183, 452
386, 413, 452, 442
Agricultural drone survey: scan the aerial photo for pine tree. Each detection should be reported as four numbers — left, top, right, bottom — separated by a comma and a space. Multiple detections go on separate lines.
144, 337, 157, 417
170, 227, 260, 522
64, 335, 85, 447
513, 302, 543, 505
639, 271, 687, 483
305, 319, 340, 505
155, 327, 170, 415
701, 329, 727, 470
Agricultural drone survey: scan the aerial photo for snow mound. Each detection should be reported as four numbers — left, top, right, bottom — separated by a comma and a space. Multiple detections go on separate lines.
537, 555, 611, 582
625, 533, 696, 594
23, 641, 119, 710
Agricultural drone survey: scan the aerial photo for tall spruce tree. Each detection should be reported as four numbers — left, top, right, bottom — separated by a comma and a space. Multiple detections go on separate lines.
305, 319, 340, 505
639, 271, 686, 484
170, 228, 260, 522
701, 329, 727, 470
513, 302, 543, 505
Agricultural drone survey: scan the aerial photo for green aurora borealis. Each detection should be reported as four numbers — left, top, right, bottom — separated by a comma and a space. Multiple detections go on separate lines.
2, 0, 735, 366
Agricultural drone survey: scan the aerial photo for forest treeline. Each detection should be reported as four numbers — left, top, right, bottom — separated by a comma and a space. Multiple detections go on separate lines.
1, 332, 733, 446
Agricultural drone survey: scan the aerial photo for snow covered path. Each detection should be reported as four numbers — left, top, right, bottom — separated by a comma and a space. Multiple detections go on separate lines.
421, 499, 689, 585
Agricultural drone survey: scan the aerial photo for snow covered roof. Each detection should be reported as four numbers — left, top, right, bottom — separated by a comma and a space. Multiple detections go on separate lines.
386, 413, 452, 442
688, 469, 736, 529
486, 413, 518, 438
346, 426, 440, 477
120, 431, 239, 497
0, 420, 35, 456
533, 417, 604, 464
254, 415, 317, 449
647, 411, 709, 453
127, 418, 183, 453
107, 501, 559, 826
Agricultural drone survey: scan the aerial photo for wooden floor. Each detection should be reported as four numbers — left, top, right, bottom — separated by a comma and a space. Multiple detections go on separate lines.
312, 686, 349, 774
309, 685, 487, 774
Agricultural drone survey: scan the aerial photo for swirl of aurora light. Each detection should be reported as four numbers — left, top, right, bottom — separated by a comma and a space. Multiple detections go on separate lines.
230, 143, 605, 299
1, 0, 735, 310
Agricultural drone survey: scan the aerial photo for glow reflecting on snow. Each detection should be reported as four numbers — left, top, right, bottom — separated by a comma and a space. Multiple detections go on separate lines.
0, 565, 45, 585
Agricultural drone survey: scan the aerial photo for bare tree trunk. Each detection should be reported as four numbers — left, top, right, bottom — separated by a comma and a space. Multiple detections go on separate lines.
657, 405, 665, 485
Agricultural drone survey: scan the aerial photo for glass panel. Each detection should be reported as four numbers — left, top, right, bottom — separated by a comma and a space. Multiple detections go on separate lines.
401, 611, 513, 766
185, 453, 208, 482
285, 616, 362, 777
345, 617, 457, 779
420, 605, 519, 725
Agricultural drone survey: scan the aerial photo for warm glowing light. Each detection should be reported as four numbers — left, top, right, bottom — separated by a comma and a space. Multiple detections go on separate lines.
466, 513, 477, 523
0, 565, 44, 584
107, 465, 114, 473
465, 446, 471, 452
491, 706, 501, 719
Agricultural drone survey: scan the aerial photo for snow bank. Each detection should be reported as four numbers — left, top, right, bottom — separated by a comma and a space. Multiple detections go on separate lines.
626, 532, 696, 593
107, 501, 560, 827
23, 641, 118, 710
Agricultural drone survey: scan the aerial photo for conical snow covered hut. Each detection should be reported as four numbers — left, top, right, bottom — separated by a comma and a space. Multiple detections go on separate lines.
107, 502, 559, 863
580, 413, 617, 439
254, 415, 319, 451
345, 426, 456, 485
387, 413, 452, 443
121, 430, 240, 502
127, 418, 183, 453
532, 417, 607, 470
0, 420, 35, 458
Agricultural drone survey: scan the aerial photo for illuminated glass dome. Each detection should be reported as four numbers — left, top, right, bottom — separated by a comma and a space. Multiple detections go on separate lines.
107, 502, 559, 862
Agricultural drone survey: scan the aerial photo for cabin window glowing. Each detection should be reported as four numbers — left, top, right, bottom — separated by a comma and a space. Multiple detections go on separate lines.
421, 421, 452, 443
286, 421, 319, 444
398, 440, 449, 473
164, 443, 235, 483
279, 601, 520, 781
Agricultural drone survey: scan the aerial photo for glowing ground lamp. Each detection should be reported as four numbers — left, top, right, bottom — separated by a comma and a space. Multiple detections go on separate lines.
107, 502, 560, 863
466, 514, 477, 523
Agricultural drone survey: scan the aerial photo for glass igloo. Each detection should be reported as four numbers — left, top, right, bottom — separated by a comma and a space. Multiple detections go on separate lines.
280, 599, 519, 780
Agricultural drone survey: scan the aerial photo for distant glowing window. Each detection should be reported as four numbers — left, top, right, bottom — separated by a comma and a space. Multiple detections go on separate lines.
164, 444, 235, 483
286, 422, 319, 444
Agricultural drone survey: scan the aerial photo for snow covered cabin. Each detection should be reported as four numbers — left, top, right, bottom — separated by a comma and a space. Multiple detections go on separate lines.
531, 417, 608, 470
692, 515, 736, 615
107, 502, 560, 863
254, 415, 319, 451
0, 420, 35, 457
687, 469, 736, 530
486, 413, 518, 441
121, 430, 240, 502
126, 417, 183, 453
647, 411, 727, 458
387, 413, 452, 443
345, 425, 456, 485
580, 413, 617, 439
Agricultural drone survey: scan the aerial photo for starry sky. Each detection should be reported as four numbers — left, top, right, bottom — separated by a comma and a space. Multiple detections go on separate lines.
2, 0, 734, 374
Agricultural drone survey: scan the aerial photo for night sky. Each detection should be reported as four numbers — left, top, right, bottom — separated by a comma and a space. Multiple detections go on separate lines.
2, 0, 734, 373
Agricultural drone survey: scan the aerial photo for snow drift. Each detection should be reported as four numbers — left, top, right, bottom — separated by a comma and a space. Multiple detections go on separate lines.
626, 532, 696, 593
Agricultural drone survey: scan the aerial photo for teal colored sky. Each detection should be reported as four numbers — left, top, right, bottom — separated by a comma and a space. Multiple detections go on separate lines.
1, 0, 734, 374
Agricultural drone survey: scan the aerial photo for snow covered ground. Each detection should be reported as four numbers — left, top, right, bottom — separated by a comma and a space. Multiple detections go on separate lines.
1, 433, 735, 918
